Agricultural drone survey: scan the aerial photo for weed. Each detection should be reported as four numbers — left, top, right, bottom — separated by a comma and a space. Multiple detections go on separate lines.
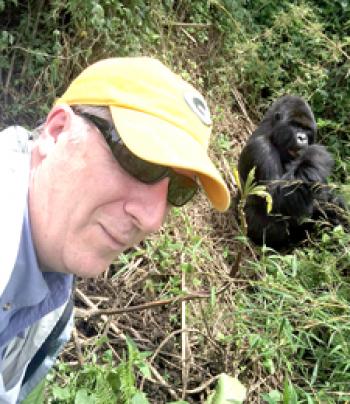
44, 336, 151, 403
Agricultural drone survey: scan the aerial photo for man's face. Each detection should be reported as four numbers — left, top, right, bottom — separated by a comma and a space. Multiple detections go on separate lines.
29, 106, 169, 277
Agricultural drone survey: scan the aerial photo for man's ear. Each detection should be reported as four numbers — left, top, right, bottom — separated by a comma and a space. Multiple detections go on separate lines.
38, 104, 75, 156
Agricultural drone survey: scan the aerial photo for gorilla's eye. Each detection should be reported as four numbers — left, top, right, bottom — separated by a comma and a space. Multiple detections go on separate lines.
308, 131, 315, 144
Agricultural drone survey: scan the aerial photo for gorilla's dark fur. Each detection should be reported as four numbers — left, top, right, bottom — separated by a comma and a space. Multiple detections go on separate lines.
238, 95, 347, 249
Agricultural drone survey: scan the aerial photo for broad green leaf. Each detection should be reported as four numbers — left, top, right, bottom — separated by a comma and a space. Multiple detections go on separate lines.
137, 361, 152, 378
261, 389, 282, 403
75, 389, 95, 404
206, 373, 246, 404
131, 392, 150, 404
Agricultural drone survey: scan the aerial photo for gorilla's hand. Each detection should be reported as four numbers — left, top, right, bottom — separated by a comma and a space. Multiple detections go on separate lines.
273, 145, 333, 217
295, 144, 334, 183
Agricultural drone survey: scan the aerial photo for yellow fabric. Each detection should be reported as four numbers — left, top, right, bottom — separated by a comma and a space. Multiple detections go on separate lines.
56, 57, 230, 211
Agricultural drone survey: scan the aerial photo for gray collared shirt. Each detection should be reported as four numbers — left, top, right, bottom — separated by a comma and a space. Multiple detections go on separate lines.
0, 203, 73, 352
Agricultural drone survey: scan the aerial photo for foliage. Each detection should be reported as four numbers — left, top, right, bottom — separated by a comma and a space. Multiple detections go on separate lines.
0, 0, 162, 125
234, 166, 273, 213
45, 336, 151, 403
227, 225, 350, 402
233, 166, 272, 243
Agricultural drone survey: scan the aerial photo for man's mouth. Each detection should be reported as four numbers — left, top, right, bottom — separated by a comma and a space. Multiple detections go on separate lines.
99, 224, 127, 250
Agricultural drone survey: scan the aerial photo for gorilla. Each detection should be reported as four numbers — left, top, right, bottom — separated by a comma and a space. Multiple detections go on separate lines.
238, 95, 347, 249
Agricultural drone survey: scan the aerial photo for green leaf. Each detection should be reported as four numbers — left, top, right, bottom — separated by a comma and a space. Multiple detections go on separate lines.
251, 189, 273, 213
126, 335, 139, 352
244, 167, 257, 195
22, 380, 46, 404
52, 384, 71, 400
263, 358, 276, 374
282, 379, 298, 404
206, 373, 246, 404
261, 389, 282, 403
137, 361, 152, 378
75, 389, 95, 404
340, 184, 350, 205
232, 167, 242, 193
131, 392, 150, 404
107, 370, 121, 394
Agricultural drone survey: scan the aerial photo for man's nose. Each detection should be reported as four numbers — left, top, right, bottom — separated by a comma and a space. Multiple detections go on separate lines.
124, 178, 169, 234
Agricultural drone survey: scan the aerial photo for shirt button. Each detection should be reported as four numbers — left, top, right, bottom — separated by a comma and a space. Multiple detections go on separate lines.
2, 303, 12, 311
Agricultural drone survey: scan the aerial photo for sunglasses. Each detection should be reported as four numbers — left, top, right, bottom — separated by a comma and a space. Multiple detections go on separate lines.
77, 112, 199, 207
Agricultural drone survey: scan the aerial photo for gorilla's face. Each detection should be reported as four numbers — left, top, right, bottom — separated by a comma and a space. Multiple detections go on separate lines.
270, 102, 316, 163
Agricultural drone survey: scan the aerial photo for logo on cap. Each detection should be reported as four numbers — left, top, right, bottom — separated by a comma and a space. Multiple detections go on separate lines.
184, 91, 212, 126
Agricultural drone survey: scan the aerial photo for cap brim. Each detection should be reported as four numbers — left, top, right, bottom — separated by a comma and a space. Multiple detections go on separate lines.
110, 107, 231, 211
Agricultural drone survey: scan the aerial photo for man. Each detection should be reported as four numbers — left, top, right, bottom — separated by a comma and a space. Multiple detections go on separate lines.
0, 57, 230, 402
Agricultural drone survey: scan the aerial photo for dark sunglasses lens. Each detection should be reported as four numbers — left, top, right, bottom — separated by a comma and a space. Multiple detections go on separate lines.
79, 113, 198, 206
112, 141, 198, 206
110, 142, 168, 184
168, 174, 198, 206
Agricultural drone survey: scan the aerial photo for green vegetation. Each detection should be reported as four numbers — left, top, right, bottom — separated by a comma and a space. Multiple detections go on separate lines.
229, 226, 350, 402
48, 336, 151, 403
2, 0, 350, 402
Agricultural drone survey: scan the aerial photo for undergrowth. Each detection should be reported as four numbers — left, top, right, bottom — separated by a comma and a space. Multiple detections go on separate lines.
230, 226, 350, 402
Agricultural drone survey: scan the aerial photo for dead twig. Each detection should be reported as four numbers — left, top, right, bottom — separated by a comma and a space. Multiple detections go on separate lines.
72, 327, 84, 366
75, 288, 126, 339
181, 267, 190, 400
140, 327, 197, 391
231, 87, 255, 133
185, 374, 220, 395
75, 287, 229, 319
147, 366, 180, 401
163, 21, 212, 28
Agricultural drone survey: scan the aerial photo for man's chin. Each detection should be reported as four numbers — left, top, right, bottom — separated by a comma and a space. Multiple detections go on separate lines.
62, 255, 116, 278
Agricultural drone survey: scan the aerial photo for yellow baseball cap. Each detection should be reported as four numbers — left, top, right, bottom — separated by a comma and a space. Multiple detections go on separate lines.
56, 57, 230, 211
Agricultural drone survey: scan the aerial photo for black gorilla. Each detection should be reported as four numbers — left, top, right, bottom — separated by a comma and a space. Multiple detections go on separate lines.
238, 95, 347, 249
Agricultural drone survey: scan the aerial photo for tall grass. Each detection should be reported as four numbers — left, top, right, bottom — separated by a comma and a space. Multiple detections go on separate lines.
229, 226, 350, 402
